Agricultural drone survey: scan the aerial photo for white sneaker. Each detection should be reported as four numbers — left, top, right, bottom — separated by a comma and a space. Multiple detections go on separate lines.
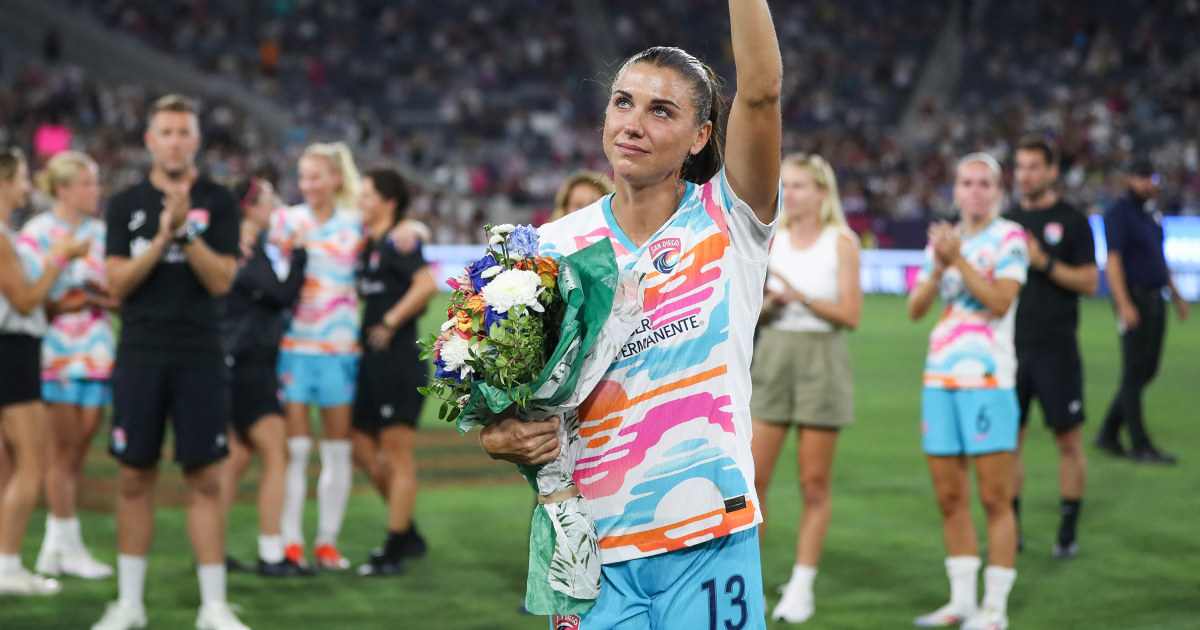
962, 605, 1008, 630
914, 602, 976, 627
771, 580, 815, 623
196, 601, 251, 630
0, 567, 61, 595
37, 546, 115, 579
91, 600, 148, 630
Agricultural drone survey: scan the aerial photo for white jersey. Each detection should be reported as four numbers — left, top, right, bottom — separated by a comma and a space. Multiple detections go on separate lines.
539, 168, 778, 564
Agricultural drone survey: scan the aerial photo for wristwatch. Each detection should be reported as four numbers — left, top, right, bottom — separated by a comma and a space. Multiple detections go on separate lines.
174, 223, 200, 245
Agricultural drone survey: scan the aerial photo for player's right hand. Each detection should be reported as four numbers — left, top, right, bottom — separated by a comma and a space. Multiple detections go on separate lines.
479, 413, 562, 466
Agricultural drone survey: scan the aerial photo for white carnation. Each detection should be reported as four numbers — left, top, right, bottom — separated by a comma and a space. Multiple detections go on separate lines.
489, 235, 505, 246
490, 224, 515, 236
439, 335, 474, 376
482, 267, 502, 280
480, 269, 544, 314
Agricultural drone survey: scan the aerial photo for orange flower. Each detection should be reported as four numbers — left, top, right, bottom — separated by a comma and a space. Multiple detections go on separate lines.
464, 293, 486, 314
535, 256, 558, 289
454, 309, 474, 335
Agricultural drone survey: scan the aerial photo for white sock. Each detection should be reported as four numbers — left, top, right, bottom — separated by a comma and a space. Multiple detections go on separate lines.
196, 563, 226, 607
981, 565, 1017, 613
786, 564, 817, 600
0, 553, 21, 574
43, 515, 61, 549
59, 516, 83, 550
282, 436, 312, 545
315, 440, 353, 546
945, 556, 981, 612
117, 555, 147, 608
258, 535, 285, 564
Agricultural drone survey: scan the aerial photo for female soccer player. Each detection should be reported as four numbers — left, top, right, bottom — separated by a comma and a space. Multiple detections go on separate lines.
219, 177, 311, 576
481, 2, 783, 627
548, 171, 614, 222
21, 151, 115, 580
270, 142, 364, 570
349, 167, 437, 577
0, 147, 89, 595
750, 153, 861, 623
908, 153, 1027, 630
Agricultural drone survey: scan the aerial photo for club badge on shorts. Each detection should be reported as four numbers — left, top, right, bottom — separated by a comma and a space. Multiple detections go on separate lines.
552, 615, 581, 630
1043, 222, 1063, 246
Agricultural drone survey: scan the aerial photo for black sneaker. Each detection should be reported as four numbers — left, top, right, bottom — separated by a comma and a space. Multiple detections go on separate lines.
225, 555, 253, 573
258, 558, 315, 577
400, 528, 428, 558
1052, 540, 1078, 560
1129, 447, 1177, 466
1093, 437, 1128, 458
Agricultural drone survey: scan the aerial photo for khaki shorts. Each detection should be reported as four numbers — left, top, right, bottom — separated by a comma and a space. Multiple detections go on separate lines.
750, 328, 854, 428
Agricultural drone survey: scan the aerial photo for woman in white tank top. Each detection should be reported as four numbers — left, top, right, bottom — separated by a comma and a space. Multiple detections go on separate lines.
0, 147, 90, 596
750, 153, 862, 623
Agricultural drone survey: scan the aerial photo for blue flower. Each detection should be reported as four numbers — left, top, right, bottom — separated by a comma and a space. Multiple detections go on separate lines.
508, 225, 540, 258
483, 305, 509, 334
467, 253, 498, 292
433, 355, 463, 382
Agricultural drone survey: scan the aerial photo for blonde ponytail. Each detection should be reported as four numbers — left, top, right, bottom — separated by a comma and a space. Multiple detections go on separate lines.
302, 142, 361, 209
37, 151, 98, 199
780, 153, 851, 236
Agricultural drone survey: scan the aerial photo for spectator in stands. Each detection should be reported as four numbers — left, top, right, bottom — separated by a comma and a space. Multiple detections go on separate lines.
548, 170, 613, 222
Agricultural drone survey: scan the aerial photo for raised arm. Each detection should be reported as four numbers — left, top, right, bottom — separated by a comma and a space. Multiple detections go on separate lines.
723, 0, 783, 223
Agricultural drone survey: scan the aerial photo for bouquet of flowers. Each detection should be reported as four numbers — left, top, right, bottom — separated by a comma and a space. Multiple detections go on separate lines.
419, 224, 642, 615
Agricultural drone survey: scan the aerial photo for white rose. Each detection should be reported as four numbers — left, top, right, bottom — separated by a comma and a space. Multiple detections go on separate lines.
439, 335, 475, 376
481, 265, 503, 278
440, 319, 455, 331
480, 269, 544, 314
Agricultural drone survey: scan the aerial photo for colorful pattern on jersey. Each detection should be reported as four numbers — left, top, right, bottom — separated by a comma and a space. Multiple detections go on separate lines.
919, 217, 1028, 389
538, 169, 776, 564
269, 204, 364, 355
17, 214, 114, 382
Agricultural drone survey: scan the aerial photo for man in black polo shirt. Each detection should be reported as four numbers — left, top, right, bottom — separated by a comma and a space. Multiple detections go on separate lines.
1003, 137, 1098, 560
93, 95, 251, 630
1095, 159, 1191, 466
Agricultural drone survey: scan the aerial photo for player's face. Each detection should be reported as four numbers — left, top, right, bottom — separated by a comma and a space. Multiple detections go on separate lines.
1014, 149, 1057, 199
144, 111, 200, 179
781, 163, 826, 220
59, 164, 101, 215
357, 176, 393, 225
1, 161, 31, 208
246, 180, 277, 225
565, 183, 603, 214
954, 161, 1000, 220
298, 156, 340, 209
603, 63, 711, 186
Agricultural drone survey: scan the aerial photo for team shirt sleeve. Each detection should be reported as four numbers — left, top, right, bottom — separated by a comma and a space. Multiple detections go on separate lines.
205, 189, 241, 257
994, 225, 1029, 285
106, 195, 132, 258
715, 167, 779, 262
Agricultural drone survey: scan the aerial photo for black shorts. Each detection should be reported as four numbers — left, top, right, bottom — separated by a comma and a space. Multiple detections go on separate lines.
1015, 341, 1085, 432
110, 362, 231, 468
0, 334, 42, 408
230, 356, 283, 434
353, 346, 424, 434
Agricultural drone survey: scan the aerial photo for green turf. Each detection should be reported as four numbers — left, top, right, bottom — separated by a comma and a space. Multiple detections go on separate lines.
2, 295, 1196, 628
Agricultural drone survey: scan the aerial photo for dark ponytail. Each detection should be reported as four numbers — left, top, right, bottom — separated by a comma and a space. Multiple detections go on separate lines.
613, 47, 727, 185
362, 166, 411, 227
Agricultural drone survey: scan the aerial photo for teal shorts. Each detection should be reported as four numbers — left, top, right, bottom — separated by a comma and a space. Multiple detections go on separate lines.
555, 527, 765, 630
277, 352, 358, 408
42, 379, 112, 408
921, 387, 1019, 456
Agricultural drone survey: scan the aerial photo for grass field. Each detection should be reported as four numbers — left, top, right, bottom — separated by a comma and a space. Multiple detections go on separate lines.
2, 295, 1197, 629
